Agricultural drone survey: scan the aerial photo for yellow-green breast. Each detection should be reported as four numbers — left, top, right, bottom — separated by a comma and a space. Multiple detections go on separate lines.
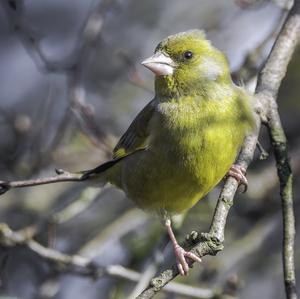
111, 88, 252, 214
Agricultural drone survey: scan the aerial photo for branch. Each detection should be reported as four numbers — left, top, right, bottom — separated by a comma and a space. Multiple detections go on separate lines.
0, 223, 216, 299
136, 1, 300, 298
0, 168, 85, 195
257, 1, 300, 297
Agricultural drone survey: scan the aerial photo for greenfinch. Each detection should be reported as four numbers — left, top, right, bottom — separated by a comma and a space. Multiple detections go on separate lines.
0, 30, 254, 276
83, 30, 254, 275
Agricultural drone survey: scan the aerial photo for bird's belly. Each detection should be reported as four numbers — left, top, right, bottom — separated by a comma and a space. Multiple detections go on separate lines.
120, 125, 243, 214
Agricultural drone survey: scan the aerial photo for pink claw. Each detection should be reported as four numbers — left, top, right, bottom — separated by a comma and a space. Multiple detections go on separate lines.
173, 244, 202, 276
165, 218, 202, 276
227, 164, 248, 192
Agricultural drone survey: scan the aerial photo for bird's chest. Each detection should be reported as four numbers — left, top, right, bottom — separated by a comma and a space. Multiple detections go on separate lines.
150, 101, 243, 184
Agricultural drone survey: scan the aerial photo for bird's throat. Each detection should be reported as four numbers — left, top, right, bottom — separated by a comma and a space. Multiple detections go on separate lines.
154, 75, 225, 101
155, 75, 179, 99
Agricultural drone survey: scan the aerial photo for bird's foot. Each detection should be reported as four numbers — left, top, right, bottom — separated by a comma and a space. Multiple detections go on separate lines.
173, 244, 202, 276
227, 164, 248, 192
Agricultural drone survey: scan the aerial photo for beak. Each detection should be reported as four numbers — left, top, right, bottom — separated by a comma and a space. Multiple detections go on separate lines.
141, 52, 176, 76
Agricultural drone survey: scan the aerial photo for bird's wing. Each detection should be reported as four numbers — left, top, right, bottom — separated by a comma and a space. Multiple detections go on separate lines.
81, 99, 156, 180
112, 99, 156, 159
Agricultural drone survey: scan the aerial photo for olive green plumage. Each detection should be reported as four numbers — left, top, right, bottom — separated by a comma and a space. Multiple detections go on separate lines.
87, 30, 254, 214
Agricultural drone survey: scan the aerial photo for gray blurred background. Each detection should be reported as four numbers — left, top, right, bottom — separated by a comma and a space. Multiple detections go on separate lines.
0, 0, 299, 298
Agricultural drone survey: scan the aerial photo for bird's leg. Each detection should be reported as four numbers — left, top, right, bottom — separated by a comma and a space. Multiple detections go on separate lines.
227, 164, 248, 192
165, 218, 201, 276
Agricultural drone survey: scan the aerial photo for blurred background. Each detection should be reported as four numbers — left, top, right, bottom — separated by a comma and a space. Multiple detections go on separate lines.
0, 0, 299, 298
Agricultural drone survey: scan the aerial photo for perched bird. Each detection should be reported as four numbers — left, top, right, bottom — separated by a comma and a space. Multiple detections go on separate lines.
83, 30, 254, 275
0, 30, 254, 276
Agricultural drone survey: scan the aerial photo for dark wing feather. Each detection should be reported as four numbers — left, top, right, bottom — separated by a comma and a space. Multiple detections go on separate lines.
81, 100, 156, 180
81, 149, 145, 179
113, 99, 156, 159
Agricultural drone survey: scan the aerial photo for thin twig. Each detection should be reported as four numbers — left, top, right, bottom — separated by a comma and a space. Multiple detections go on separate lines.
0, 169, 86, 195
256, 141, 269, 160
136, 1, 299, 298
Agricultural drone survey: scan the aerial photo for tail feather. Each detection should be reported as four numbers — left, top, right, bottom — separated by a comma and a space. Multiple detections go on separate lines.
81, 148, 145, 187
81, 156, 125, 180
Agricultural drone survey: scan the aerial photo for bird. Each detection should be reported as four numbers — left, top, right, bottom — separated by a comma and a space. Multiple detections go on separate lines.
82, 29, 254, 275
0, 29, 254, 276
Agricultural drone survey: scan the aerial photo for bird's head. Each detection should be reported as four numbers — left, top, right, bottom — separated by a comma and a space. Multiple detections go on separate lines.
142, 30, 231, 98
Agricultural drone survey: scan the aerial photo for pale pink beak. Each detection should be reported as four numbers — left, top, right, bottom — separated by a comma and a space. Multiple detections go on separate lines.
141, 52, 176, 76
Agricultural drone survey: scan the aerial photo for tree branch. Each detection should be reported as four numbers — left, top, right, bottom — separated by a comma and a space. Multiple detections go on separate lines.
136, 1, 300, 298
259, 1, 300, 297
0, 168, 86, 195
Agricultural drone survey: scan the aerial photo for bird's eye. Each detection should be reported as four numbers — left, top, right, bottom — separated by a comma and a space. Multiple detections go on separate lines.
183, 51, 193, 60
